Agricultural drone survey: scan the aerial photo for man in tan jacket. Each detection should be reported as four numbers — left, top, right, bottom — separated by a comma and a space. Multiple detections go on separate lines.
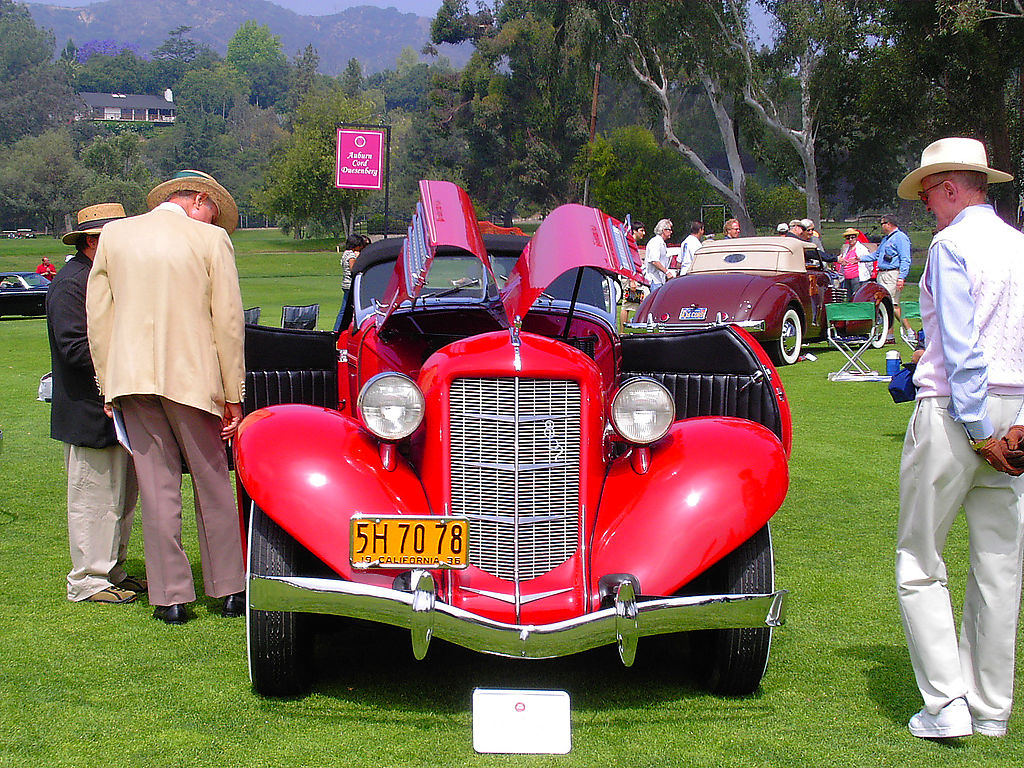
87, 170, 246, 625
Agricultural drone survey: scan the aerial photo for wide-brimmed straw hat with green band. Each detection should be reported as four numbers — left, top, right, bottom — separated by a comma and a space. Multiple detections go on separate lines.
61, 202, 127, 245
147, 169, 238, 233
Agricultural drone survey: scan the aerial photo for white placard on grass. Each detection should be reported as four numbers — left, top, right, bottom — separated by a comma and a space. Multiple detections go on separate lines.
472, 688, 571, 754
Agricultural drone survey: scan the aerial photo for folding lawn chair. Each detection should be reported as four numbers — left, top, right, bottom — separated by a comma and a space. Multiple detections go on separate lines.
281, 303, 319, 330
825, 301, 884, 381
900, 300, 921, 349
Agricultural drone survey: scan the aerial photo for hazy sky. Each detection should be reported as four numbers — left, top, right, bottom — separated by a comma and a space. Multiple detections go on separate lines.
21, 0, 446, 14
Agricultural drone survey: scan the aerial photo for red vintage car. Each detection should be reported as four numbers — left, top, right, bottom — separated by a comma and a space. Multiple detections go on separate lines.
234, 181, 790, 698
634, 237, 894, 365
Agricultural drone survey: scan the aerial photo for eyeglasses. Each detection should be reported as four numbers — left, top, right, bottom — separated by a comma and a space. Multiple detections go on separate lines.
844, 235, 856, 239
918, 179, 946, 202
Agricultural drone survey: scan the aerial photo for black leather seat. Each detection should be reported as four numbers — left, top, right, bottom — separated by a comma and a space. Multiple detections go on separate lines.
243, 306, 261, 325
620, 328, 782, 441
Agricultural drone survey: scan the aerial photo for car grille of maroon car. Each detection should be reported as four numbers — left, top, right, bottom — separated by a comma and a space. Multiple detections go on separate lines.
449, 378, 581, 582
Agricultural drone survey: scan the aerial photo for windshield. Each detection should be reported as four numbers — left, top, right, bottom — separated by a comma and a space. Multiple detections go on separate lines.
355, 255, 492, 317
22, 274, 49, 288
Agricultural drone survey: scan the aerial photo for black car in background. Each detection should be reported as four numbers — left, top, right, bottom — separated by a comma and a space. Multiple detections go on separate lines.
0, 272, 49, 317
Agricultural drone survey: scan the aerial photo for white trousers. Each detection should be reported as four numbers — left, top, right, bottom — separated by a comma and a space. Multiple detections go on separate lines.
897, 395, 1024, 724
64, 442, 138, 601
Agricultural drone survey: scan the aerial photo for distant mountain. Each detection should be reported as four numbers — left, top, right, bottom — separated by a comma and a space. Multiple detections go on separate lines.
27, 0, 467, 75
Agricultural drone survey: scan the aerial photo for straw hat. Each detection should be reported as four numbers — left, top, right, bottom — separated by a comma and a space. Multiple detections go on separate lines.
842, 228, 860, 237
62, 203, 126, 245
897, 137, 1013, 200
147, 170, 238, 233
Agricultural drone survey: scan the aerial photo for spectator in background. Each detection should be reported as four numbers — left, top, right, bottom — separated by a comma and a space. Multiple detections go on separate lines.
776, 223, 790, 235
786, 219, 806, 241
838, 228, 870, 297
723, 218, 741, 238
876, 214, 915, 344
678, 221, 704, 275
341, 233, 368, 297
36, 256, 56, 281
643, 219, 673, 292
802, 218, 825, 251
47, 202, 143, 605
621, 222, 646, 326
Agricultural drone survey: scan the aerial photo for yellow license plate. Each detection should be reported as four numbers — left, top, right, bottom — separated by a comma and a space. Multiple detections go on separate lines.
350, 516, 469, 569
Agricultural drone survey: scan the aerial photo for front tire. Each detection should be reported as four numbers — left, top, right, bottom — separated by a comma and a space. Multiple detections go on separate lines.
772, 308, 802, 366
869, 301, 891, 349
248, 505, 311, 697
688, 524, 775, 695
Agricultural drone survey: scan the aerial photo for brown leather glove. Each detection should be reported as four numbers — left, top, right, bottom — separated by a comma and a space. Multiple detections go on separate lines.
974, 436, 1024, 476
1001, 425, 1024, 469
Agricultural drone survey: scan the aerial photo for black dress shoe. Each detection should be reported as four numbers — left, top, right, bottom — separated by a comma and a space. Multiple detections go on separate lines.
222, 591, 245, 618
153, 604, 189, 625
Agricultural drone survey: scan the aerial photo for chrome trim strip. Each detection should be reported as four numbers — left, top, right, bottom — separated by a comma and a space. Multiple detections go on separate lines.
625, 319, 766, 333
249, 575, 788, 661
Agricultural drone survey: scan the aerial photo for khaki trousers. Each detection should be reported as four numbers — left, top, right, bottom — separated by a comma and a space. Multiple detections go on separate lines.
120, 395, 244, 606
63, 443, 137, 601
897, 395, 1024, 725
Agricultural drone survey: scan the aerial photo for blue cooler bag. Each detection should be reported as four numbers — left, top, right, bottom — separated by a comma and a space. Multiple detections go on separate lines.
889, 363, 917, 403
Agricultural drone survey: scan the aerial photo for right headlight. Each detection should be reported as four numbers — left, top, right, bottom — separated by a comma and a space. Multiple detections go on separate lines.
610, 378, 674, 444
357, 373, 425, 441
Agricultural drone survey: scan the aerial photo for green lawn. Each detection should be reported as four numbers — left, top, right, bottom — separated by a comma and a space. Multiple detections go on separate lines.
1, 230, 1021, 767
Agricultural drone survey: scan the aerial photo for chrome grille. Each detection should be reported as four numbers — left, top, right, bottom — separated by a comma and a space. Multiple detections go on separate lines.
449, 378, 581, 581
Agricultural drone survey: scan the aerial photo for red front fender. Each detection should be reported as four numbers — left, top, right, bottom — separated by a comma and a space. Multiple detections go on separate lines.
233, 405, 431, 582
591, 417, 788, 596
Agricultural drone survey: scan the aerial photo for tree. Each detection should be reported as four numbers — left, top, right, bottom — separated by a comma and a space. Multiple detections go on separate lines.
340, 58, 363, 98
573, 125, 721, 230
175, 63, 249, 119
150, 26, 219, 89
0, 0, 78, 145
0, 129, 89, 233
255, 84, 377, 237
75, 47, 157, 94
726, 0, 871, 226
283, 44, 321, 118
430, 1, 593, 220
226, 21, 289, 108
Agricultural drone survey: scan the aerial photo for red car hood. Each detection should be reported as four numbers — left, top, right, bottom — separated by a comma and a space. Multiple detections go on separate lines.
639, 271, 777, 324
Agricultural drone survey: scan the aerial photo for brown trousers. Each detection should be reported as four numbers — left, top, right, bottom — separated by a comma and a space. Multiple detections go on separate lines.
120, 395, 244, 606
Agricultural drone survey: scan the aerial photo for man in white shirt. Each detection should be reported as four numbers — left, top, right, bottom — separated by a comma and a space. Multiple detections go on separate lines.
643, 219, 673, 291
894, 137, 1024, 740
678, 221, 704, 275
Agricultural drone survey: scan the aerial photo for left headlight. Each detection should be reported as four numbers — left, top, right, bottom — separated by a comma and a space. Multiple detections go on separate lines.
357, 373, 425, 440
610, 378, 674, 444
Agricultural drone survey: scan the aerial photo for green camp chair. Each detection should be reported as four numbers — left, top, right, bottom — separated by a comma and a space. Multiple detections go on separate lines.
825, 301, 881, 380
900, 300, 921, 349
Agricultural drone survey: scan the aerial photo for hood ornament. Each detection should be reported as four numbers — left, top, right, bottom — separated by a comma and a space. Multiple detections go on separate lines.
510, 317, 523, 372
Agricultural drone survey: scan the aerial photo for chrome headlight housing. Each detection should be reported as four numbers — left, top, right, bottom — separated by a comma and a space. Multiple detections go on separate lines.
610, 378, 674, 444
357, 373, 425, 441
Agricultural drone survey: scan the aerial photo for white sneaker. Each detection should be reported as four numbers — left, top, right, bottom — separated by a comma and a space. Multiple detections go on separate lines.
972, 718, 1008, 737
908, 698, 972, 738
902, 328, 918, 347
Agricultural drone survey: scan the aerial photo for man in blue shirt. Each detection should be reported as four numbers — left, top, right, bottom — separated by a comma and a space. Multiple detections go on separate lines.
875, 214, 915, 344
894, 137, 1024, 740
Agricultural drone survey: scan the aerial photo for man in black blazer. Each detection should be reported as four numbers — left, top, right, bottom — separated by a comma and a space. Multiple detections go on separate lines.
47, 203, 143, 604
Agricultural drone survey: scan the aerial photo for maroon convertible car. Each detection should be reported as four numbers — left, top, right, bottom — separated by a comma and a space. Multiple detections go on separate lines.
633, 237, 893, 365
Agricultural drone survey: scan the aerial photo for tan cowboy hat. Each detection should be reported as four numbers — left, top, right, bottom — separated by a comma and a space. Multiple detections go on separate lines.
62, 203, 126, 245
897, 137, 1013, 200
842, 228, 861, 237
147, 169, 238, 233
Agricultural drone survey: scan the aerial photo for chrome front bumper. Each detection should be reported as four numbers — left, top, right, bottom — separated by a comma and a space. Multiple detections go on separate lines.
249, 571, 787, 665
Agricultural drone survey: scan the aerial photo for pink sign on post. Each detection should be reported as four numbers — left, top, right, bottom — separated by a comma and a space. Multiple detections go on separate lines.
335, 128, 385, 190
